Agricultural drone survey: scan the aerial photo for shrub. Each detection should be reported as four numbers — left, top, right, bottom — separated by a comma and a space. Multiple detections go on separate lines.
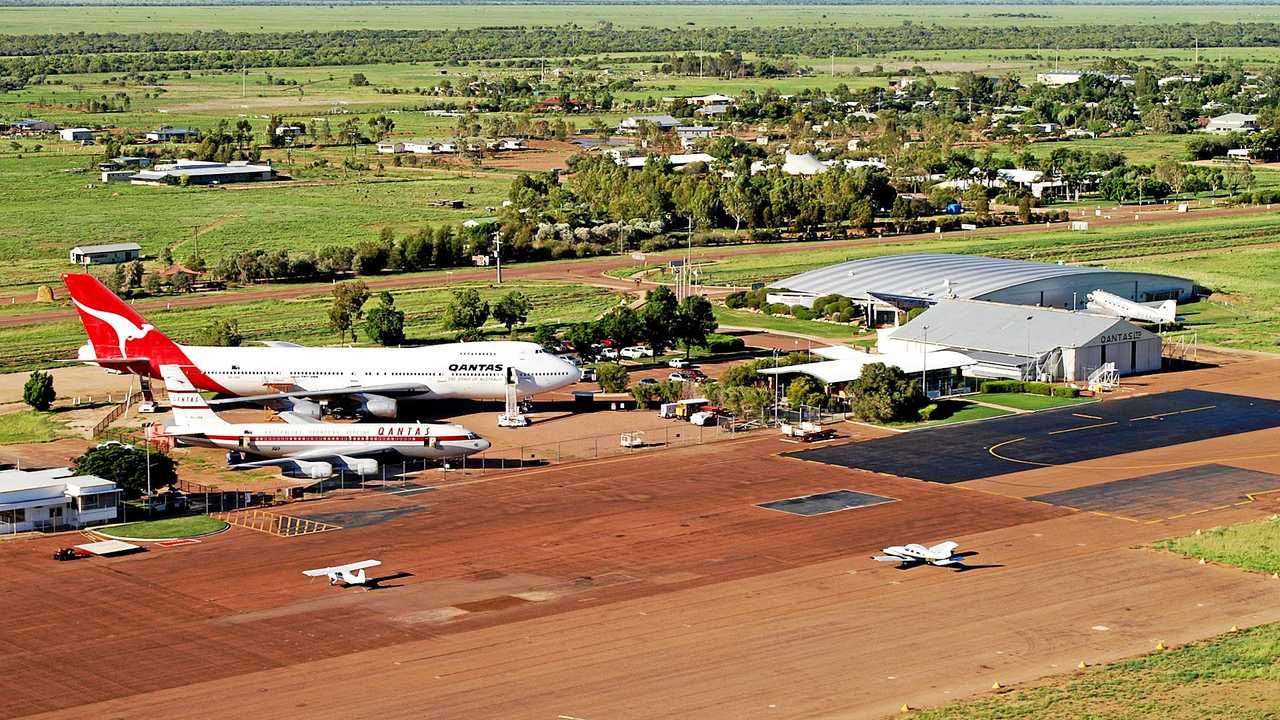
704, 333, 745, 353
1052, 385, 1081, 398
23, 370, 55, 411
1024, 381, 1052, 396
724, 291, 748, 309
980, 380, 1025, 393
767, 303, 791, 315
596, 363, 629, 393
791, 306, 814, 320
918, 402, 938, 421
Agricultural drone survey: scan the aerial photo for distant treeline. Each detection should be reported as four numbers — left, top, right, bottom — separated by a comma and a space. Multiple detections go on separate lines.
6, 1, 1280, 6
4, 22, 1280, 78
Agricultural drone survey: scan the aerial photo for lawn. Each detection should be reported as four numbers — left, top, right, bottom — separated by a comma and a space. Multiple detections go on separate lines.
1155, 516, 1280, 575
713, 306, 857, 340
971, 392, 1092, 412
0, 409, 70, 445
99, 515, 229, 540
0, 281, 619, 373
885, 400, 1011, 430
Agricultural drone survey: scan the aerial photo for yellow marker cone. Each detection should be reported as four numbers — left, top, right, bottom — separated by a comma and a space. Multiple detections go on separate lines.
1231, 625, 1239, 632
1077, 660, 1087, 670
1273, 573, 1279, 580
1198, 558, 1207, 565
1195, 529, 1202, 535
1155, 641, 1166, 651
991, 681, 1002, 690
900, 703, 911, 713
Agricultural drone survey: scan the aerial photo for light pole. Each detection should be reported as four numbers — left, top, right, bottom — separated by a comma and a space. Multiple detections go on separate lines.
143, 422, 153, 518
921, 324, 929, 397
1025, 315, 1034, 380
492, 232, 503, 284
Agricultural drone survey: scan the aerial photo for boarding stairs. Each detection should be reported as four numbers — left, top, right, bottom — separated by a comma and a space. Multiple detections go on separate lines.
1087, 362, 1120, 391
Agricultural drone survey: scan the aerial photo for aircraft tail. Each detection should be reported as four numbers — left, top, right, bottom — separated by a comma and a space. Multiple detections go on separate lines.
62, 273, 185, 363
159, 365, 225, 425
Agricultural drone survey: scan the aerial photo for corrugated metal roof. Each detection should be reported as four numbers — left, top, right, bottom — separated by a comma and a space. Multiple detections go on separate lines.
71, 242, 141, 253
759, 349, 975, 384
774, 253, 1116, 300
888, 299, 1152, 357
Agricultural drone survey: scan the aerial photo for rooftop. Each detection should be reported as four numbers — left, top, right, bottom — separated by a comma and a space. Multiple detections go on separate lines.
71, 242, 142, 253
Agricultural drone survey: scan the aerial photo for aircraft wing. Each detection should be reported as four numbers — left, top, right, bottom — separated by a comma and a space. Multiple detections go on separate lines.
207, 382, 432, 406
230, 445, 400, 469
872, 555, 911, 563
303, 559, 381, 577
277, 412, 323, 425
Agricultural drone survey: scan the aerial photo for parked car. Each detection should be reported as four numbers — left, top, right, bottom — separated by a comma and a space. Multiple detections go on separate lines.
686, 368, 708, 381
137, 400, 158, 413
689, 410, 717, 426
579, 367, 597, 382
668, 358, 691, 368
620, 345, 654, 360
668, 371, 691, 382
599, 347, 619, 360
638, 377, 659, 386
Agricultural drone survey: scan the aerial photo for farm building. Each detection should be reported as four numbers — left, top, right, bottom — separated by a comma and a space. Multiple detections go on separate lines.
878, 299, 1164, 382
769, 253, 1193, 323
69, 242, 141, 265
616, 152, 716, 170
59, 128, 94, 142
130, 159, 277, 186
1201, 113, 1259, 134
0, 468, 119, 533
7, 118, 57, 133
376, 141, 406, 154
145, 126, 198, 142
759, 345, 978, 398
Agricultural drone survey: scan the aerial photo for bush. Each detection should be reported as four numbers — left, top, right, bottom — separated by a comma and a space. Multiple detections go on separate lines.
767, 303, 791, 315
23, 370, 55, 411
724, 291, 748, 309
918, 402, 938, 421
791, 306, 814, 321
703, 333, 745, 353
980, 380, 1025, 393
596, 363, 629, 393
1024, 381, 1052, 396
1052, 385, 1081, 398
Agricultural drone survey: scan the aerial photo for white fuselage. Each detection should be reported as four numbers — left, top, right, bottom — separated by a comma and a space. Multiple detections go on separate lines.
182, 340, 580, 399
167, 420, 491, 461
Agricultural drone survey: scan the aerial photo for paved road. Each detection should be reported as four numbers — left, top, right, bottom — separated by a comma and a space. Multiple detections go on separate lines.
10, 201, 1272, 329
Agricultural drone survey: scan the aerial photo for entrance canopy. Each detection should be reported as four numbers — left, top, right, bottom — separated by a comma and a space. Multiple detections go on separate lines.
759, 349, 975, 385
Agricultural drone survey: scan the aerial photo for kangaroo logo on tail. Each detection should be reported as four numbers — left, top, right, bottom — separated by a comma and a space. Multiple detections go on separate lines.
70, 298, 155, 357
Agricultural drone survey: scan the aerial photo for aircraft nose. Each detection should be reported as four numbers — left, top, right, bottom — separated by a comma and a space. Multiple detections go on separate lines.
474, 438, 492, 452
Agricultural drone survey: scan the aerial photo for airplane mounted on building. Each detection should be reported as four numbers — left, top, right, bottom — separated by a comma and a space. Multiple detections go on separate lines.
63, 273, 580, 418
159, 365, 490, 478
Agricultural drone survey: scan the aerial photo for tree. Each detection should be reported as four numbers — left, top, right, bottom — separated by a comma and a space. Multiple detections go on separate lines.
194, 318, 242, 347
367, 114, 395, 141
328, 280, 370, 342
22, 370, 55, 411
533, 324, 557, 349
127, 259, 144, 289
786, 375, 825, 410
170, 271, 192, 293
350, 72, 370, 87
674, 295, 717, 357
363, 291, 405, 346
109, 264, 127, 295
596, 362, 629, 392
492, 290, 532, 333
848, 362, 924, 423
597, 305, 642, 347
640, 286, 679, 354
72, 443, 176, 500
444, 287, 490, 341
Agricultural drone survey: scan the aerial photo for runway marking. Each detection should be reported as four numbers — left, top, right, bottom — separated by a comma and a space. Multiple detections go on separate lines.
1072, 413, 1103, 420
1129, 405, 1216, 422
1048, 421, 1118, 435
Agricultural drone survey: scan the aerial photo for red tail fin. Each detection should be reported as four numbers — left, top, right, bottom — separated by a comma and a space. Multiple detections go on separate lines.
62, 273, 185, 364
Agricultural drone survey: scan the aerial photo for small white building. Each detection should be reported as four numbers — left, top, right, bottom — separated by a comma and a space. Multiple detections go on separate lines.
145, 126, 198, 142
0, 468, 119, 533
69, 242, 142, 265
59, 127, 93, 142
618, 114, 681, 132
376, 141, 406, 154
1037, 71, 1084, 87
616, 152, 716, 169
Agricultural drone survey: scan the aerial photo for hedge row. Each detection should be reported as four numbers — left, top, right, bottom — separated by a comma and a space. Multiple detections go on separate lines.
979, 380, 1080, 398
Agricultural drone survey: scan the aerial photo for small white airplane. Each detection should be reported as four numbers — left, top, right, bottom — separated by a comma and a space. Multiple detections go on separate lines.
159, 364, 490, 478
303, 559, 382, 587
872, 541, 964, 568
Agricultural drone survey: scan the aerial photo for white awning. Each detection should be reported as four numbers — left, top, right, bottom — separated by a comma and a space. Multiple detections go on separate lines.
0, 496, 68, 512
759, 350, 975, 384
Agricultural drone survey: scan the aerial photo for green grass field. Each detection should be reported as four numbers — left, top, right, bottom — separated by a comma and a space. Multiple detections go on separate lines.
99, 515, 229, 539
713, 306, 857, 340
971, 392, 1092, 412
1155, 516, 1280, 575
887, 399, 1011, 429
0, 281, 618, 372
0, 409, 69, 444
7, 4, 1280, 34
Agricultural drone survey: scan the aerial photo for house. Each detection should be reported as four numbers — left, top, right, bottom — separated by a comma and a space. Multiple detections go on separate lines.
376, 141, 406, 154
8, 118, 57, 133
846, 137, 863, 151
487, 138, 527, 151
1037, 71, 1084, 87
618, 115, 681, 132
694, 103, 731, 117
615, 152, 716, 170
1064, 128, 1097, 139
131, 159, 276, 186
1202, 113, 1259, 134
687, 93, 735, 106
100, 170, 138, 183
99, 156, 152, 171
59, 128, 94, 142
0, 468, 119, 533
274, 125, 304, 138
69, 242, 142, 265
144, 126, 198, 142
1024, 122, 1061, 135
1227, 148, 1253, 162
675, 125, 715, 148
533, 96, 586, 113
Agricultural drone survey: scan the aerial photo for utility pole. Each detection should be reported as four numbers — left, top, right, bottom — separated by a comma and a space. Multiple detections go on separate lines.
493, 232, 503, 284
921, 325, 929, 396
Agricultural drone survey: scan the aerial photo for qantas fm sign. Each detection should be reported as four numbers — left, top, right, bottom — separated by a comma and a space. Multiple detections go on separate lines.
1099, 330, 1144, 344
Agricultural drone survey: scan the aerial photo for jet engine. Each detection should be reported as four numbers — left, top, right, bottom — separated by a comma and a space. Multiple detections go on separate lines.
291, 460, 335, 479
337, 456, 378, 476
286, 398, 324, 420
358, 394, 398, 419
